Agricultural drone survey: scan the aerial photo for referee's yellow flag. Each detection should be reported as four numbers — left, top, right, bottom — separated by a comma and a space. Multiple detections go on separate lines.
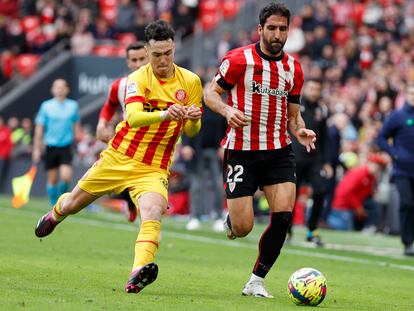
11, 165, 37, 208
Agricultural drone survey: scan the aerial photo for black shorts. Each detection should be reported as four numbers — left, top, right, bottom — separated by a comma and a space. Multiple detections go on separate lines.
44, 145, 73, 170
223, 145, 296, 199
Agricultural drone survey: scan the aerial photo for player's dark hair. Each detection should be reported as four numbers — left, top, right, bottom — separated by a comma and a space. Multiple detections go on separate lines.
126, 41, 145, 54
144, 20, 175, 42
259, 2, 291, 27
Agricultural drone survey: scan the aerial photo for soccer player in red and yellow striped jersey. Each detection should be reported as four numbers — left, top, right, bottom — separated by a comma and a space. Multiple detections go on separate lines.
34, 20, 203, 294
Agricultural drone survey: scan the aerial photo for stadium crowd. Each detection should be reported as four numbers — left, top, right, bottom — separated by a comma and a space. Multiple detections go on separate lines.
1, 0, 414, 239
0, 0, 200, 84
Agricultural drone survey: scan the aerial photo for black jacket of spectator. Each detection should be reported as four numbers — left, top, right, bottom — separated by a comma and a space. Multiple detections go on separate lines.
292, 97, 330, 165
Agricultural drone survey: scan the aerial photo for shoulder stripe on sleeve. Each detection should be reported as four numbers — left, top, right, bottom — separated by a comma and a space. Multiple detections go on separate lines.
125, 96, 146, 105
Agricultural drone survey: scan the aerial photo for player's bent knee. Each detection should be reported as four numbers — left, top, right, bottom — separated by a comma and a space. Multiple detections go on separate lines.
232, 223, 253, 237
140, 204, 165, 221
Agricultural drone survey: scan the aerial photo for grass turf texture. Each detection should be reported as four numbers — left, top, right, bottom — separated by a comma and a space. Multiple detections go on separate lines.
0, 196, 413, 311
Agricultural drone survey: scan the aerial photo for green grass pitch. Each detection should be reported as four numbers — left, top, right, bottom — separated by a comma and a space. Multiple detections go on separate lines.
0, 196, 413, 310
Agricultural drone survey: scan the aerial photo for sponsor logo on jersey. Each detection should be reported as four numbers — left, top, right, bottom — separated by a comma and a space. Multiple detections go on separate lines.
219, 59, 230, 76
251, 81, 288, 97
143, 102, 168, 112
126, 81, 138, 96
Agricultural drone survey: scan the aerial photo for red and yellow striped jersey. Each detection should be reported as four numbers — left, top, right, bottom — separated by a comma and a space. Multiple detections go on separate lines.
110, 63, 203, 171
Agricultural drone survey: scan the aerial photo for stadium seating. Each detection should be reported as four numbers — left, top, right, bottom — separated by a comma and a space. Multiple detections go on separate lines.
15, 54, 41, 78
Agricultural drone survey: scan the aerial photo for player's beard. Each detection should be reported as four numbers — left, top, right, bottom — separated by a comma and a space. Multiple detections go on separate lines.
263, 37, 285, 56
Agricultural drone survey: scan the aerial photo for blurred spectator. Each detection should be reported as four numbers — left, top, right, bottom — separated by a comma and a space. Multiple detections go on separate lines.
284, 16, 305, 54
377, 82, 414, 256
11, 117, 33, 158
8, 116, 21, 143
290, 79, 333, 246
6, 18, 26, 54
71, 24, 94, 55
181, 105, 227, 232
216, 31, 234, 61
30, 24, 56, 54
114, 0, 137, 34
89, 17, 115, 40
76, 125, 98, 166
0, 115, 13, 192
300, 4, 318, 32
54, 15, 74, 49
327, 154, 387, 231
172, 1, 198, 39
168, 162, 191, 215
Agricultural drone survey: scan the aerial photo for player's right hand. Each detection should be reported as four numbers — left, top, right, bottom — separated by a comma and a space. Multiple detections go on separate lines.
165, 104, 187, 121
224, 106, 249, 129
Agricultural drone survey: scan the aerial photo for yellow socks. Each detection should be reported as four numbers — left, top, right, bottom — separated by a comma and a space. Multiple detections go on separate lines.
132, 220, 161, 270
52, 193, 70, 222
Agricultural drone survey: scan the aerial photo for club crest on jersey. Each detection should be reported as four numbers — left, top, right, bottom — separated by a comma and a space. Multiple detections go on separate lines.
219, 59, 230, 76
228, 182, 236, 193
175, 89, 188, 103
251, 81, 288, 97
126, 81, 138, 96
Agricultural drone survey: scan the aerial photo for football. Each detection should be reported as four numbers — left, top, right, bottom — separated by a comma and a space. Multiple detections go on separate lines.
287, 267, 327, 306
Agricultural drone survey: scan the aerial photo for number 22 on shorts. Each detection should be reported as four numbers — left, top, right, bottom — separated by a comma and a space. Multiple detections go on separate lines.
227, 164, 244, 193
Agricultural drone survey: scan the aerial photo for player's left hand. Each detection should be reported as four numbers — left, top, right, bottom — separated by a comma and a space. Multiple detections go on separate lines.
296, 128, 316, 152
185, 104, 202, 120
96, 124, 114, 143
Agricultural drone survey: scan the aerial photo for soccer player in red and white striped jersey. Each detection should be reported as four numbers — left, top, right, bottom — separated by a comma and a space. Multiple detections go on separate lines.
96, 42, 148, 222
205, 2, 316, 298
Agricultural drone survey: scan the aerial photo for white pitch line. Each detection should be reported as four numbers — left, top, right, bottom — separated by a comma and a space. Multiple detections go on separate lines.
2, 207, 414, 272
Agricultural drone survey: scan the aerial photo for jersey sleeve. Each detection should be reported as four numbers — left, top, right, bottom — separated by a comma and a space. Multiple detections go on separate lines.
188, 75, 203, 109
73, 101, 80, 122
125, 69, 146, 106
35, 102, 47, 125
215, 50, 245, 90
99, 79, 121, 121
288, 59, 304, 104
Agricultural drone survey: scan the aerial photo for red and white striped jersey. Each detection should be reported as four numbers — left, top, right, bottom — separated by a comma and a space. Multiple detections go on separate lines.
99, 76, 128, 121
215, 42, 304, 150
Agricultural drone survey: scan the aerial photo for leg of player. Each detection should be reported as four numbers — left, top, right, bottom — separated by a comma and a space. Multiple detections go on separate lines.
125, 192, 167, 294
306, 190, 325, 247
57, 164, 73, 199
34, 185, 98, 238
46, 168, 59, 206
242, 182, 295, 298
224, 196, 254, 239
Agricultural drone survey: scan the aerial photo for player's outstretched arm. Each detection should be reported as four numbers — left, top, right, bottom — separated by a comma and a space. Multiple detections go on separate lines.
288, 103, 316, 152
204, 79, 248, 129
